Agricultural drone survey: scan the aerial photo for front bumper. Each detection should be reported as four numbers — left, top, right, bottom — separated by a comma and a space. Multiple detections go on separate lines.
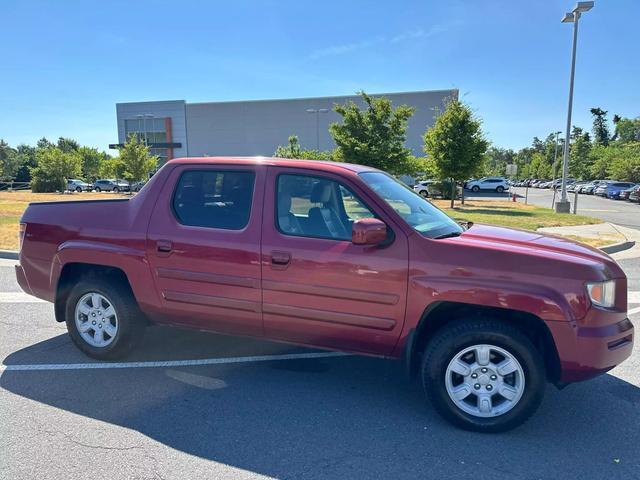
548, 312, 634, 383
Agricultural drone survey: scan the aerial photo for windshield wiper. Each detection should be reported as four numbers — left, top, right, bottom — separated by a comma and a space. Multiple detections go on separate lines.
434, 231, 462, 240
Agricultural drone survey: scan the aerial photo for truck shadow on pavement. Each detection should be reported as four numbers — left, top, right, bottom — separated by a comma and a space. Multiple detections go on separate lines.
2, 326, 640, 479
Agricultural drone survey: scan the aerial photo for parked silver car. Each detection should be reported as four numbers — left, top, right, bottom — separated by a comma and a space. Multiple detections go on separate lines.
67, 179, 92, 192
92, 179, 130, 193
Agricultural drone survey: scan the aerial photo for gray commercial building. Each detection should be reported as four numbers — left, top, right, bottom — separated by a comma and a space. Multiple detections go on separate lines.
112, 89, 458, 163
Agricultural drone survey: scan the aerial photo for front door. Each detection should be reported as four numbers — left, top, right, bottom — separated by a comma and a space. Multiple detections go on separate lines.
146, 163, 264, 337
261, 167, 409, 355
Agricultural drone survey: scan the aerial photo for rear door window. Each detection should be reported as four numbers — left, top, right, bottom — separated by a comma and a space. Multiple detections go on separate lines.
172, 170, 255, 230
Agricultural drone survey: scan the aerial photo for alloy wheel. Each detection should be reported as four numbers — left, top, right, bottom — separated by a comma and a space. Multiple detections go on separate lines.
74, 292, 118, 347
445, 344, 525, 418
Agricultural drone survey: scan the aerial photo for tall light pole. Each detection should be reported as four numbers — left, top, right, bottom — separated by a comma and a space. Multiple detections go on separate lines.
306, 108, 329, 151
550, 130, 562, 208
135, 113, 154, 145
556, 1, 594, 213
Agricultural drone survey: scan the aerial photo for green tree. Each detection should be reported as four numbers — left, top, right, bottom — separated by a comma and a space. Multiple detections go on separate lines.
590, 142, 640, 182
57, 137, 80, 153
99, 157, 126, 179
590, 107, 610, 146
36, 137, 54, 150
568, 126, 592, 179
14, 144, 37, 182
528, 152, 552, 179
274, 135, 336, 161
78, 146, 107, 182
588, 145, 609, 179
613, 116, 640, 144
423, 99, 488, 207
0, 139, 20, 181
118, 134, 157, 183
329, 91, 415, 174
30, 147, 82, 192
484, 146, 515, 176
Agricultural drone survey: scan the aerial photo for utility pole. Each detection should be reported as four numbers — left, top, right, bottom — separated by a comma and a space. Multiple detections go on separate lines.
556, 1, 594, 213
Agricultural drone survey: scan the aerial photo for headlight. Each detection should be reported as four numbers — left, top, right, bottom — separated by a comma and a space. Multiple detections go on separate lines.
586, 280, 616, 308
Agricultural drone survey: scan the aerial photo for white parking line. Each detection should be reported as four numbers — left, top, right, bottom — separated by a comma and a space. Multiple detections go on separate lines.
0, 292, 46, 303
0, 351, 350, 373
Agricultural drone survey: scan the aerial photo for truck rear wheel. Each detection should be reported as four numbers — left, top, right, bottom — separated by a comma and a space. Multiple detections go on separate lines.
421, 318, 545, 433
65, 277, 145, 360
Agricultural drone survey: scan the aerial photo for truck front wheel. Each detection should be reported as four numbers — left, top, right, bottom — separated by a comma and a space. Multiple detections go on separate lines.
421, 318, 545, 433
65, 277, 145, 360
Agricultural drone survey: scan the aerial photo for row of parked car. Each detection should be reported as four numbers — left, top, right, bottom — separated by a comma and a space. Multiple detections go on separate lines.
512, 178, 640, 203
413, 177, 510, 197
67, 179, 146, 193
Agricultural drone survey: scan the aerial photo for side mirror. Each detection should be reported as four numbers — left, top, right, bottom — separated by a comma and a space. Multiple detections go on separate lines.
352, 218, 387, 246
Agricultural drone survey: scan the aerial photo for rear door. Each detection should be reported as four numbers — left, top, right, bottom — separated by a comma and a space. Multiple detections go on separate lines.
260, 167, 409, 355
146, 163, 264, 337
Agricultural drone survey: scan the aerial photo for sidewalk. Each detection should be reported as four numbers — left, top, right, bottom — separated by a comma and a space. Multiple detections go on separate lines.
538, 222, 639, 254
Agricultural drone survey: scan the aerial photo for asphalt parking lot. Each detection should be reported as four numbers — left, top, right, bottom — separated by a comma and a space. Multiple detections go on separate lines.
1, 254, 639, 480
509, 186, 640, 229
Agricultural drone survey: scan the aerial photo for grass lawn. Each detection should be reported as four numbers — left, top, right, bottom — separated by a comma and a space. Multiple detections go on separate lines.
0, 191, 605, 251
0, 191, 127, 251
431, 199, 601, 231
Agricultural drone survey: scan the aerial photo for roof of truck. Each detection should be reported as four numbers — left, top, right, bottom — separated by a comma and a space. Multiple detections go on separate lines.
166, 156, 378, 174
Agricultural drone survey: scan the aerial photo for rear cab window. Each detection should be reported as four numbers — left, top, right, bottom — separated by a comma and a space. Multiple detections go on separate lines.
172, 170, 255, 230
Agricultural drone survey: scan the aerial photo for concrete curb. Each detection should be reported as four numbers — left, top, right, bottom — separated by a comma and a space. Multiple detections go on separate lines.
0, 250, 18, 260
600, 240, 636, 254
600, 223, 637, 254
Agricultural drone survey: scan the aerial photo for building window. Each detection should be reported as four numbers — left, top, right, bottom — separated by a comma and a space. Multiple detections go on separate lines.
124, 117, 168, 163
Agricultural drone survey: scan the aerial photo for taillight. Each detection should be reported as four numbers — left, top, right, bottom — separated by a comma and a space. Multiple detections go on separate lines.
18, 223, 26, 251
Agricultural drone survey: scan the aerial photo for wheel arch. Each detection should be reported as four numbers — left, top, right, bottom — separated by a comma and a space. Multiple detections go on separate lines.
404, 301, 561, 384
54, 263, 136, 323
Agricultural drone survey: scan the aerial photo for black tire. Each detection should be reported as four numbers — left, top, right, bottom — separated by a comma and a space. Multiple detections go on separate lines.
471, 186, 480, 192
113, 187, 119, 193
421, 318, 546, 433
75, 187, 82, 193
496, 186, 504, 193
419, 190, 429, 198
65, 276, 145, 360
95, 187, 101, 192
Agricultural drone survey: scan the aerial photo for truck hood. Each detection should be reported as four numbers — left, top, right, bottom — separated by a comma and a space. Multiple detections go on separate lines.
445, 224, 624, 279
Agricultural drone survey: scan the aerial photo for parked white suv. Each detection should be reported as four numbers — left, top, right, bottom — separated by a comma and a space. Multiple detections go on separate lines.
413, 180, 435, 198
465, 177, 509, 193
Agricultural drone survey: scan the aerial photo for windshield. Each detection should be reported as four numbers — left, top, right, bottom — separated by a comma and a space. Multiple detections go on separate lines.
359, 172, 463, 239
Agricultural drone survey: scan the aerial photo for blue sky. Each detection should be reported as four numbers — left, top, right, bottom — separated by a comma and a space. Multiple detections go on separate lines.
1, 0, 638, 153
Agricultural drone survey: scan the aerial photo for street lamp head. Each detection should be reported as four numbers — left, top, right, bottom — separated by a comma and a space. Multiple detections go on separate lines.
573, 1, 594, 13
561, 12, 575, 22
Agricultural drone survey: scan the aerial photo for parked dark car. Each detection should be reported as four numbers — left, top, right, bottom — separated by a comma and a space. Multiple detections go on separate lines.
16, 157, 633, 433
614, 185, 638, 201
627, 185, 640, 203
92, 179, 130, 192
595, 181, 635, 198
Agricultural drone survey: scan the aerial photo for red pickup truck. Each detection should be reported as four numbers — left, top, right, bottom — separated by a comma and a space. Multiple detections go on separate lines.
16, 157, 633, 432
